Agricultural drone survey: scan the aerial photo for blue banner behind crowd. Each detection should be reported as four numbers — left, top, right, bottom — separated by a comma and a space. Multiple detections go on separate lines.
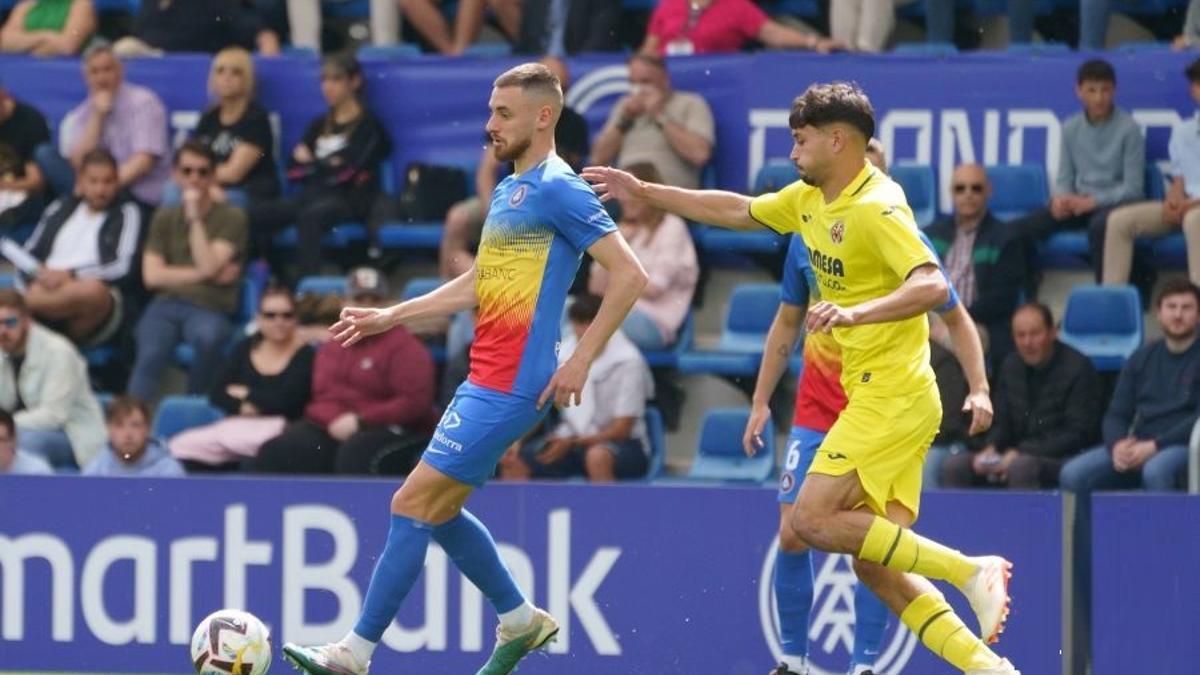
0, 477, 1060, 674
1091, 493, 1200, 674
0, 50, 1195, 212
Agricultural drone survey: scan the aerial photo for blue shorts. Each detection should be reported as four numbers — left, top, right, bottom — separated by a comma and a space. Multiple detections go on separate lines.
422, 381, 549, 487
777, 425, 826, 504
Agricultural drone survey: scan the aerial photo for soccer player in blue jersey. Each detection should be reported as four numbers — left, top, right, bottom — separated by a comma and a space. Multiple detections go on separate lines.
282, 63, 648, 675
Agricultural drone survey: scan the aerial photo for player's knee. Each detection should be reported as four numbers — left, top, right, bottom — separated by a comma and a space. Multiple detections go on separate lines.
788, 504, 830, 549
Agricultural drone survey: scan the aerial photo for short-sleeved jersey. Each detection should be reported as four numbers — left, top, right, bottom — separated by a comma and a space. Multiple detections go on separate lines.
470, 154, 617, 399
752, 163, 939, 400
782, 231, 961, 431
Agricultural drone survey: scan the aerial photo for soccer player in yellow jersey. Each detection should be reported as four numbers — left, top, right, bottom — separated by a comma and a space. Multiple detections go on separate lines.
583, 82, 1018, 675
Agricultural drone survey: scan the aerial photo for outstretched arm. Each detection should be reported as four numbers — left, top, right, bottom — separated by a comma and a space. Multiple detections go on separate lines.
331, 266, 478, 346
582, 165, 762, 231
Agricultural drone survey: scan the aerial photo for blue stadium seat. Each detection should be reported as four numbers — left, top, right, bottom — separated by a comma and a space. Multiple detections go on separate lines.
94, 0, 139, 12
643, 406, 666, 480
273, 222, 368, 249
988, 163, 1048, 221
1112, 0, 1187, 15
1116, 41, 1172, 52
687, 408, 775, 483
972, 0, 1055, 14
377, 222, 444, 250
1059, 285, 1144, 372
85, 345, 118, 368
893, 42, 958, 56
678, 283, 779, 377
152, 395, 225, 440
297, 275, 349, 297
641, 312, 693, 369
761, 0, 820, 17
463, 42, 513, 58
1040, 231, 1089, 268
0, 272, 15, 289
696, 225, 787, 255
621, 0, 658, 10
322, 0, 370, 18
755, 158, 801, 194
891, 164, 937, 228
357, 44, 422, 60
1004, 41, 1070, 54
402, 277, 442, 300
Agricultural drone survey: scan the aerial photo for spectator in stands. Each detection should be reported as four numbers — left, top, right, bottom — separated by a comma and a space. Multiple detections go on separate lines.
252, 268, 439, 475
169, 286, 315, 470
186, 47, 280, 210
22, 148, 140, 346
498, 294, 653, 482
60, 42, 171, 209
1009, 59, 1144, 293
592, 55, 714, 191
831, 0, 913, 52
127, 141, 248, 402
438, 56, 589, 278
1175, 0, 1200, 49
0, 290, 105, 470
1101, 58, 1200, 288
0, 80, 51, 233
587, 162, 697, 349
84, 395, 185, 477
865, 137, 888, 174
0, 0, 96, 56
0, 409, 52, 474
113, 0, 280, 57
399, 0, 521, 54
287, 0, 399, 51
640, 0, 843, 56
926, 163, 1024, 363
514, 0, 619, 55
943, 303, 1100, 489
1061, 279, 1200, 493
255, 54, 391, 279
925, 0, 1034, 45
922, 330, 972, 489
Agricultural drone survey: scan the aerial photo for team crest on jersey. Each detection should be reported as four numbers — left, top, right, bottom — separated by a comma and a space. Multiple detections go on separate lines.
509, 185, 528, 207
830, 221, 845, 244
779, 472, 795, 493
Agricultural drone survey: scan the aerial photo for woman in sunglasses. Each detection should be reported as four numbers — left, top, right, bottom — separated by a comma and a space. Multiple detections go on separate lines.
168, 285, 315, 470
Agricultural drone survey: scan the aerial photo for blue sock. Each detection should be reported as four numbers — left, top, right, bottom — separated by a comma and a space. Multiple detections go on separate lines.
433, 509, 526, 614
774, 549, 814, 659
353, 514, 433, 642
851, 582, 889, 668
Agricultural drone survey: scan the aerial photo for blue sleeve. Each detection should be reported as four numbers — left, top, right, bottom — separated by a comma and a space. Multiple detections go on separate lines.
780, 234, 810, 307
552, 176, 617, 253
917, 230, 960, 314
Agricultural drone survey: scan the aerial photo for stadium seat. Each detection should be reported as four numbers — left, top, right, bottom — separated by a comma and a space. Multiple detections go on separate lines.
988, 163, 1048, 221
754, 158, 800, 194
152, 395, 225, 440
687, 408, 775, 483
621, 0, 658, 10
1039, 231, 1089, 268
891, 164, 937, 228
0, 272, 15, 289
972, 0, 1055, 14
357, 44, 422, 60
1059, 285, 1144, 372
1117, 41, 1172, 52
641, 312, 694, 369
463, 42, 513, 58
678, 283, 779, 377
297, 275, 350, 297
1112, 0, 1187, 15
322, 0, 370, 18
377, 222, 444, 250
696, 225, 787, 255
273, 222, 368, 249
1004, 41, 1070, 54
893, 42, 958, 56
401, 276, 442, 300
643, 406, 667, 480
94, 0, 139, 12
761, 0, 820, 18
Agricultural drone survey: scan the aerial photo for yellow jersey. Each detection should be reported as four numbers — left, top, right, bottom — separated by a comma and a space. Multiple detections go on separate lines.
749, 162, 938, 399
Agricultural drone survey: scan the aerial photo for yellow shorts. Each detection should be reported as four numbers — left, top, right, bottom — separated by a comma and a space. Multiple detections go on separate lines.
808, 384, 942, 519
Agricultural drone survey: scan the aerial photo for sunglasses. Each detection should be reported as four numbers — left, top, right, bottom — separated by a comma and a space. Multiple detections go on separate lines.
260, 311, 296, 321
178, 166, 211, 177
953, 183, 985, 194
0, 316, 20, 329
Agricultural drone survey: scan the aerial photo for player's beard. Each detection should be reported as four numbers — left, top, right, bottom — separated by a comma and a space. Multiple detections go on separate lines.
493, 134, 532, 163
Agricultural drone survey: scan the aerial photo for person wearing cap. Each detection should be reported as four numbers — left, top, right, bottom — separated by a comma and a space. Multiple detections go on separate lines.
126, 140, 248, 402
1100, 57, 1200, 289
251, 267, 440, 476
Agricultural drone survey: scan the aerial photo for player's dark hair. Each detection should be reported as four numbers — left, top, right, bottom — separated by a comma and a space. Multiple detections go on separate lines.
788, 82, 875, 141
1014, 302, 1055, 330
0, 408, 14, 438
80, 147, 118, 174
1077, 59, 1116, 85
0, 289, 28, 315
494, 62, 564, 112
1156, 278, 1200, 308
107, 395, 149, 424
173, 139, 217, 169
1186, 58, 1200, 84
568, 293, 603, 324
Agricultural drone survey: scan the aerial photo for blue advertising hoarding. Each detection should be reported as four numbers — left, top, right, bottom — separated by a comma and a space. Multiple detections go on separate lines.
0, 477, 1059, 673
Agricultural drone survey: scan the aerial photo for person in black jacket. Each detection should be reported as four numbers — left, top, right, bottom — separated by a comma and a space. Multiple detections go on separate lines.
942, 303, 1101, 489
253, 54, 392, 280
21, 148, 140, 346
168, 286, 314, 470
925, 163, 1025, 365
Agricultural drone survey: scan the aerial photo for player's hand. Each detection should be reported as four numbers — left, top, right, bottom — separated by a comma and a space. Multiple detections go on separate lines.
742, 403, 771, 457
537, 437, 574, 464
581, 165, 643, 204
962, 390, 993, 436
538, 354, 589, 409
330, 305, 397, 347
805, 301, 855, 334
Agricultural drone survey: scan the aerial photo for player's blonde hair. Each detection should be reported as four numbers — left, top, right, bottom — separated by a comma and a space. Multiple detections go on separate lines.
494, 63, 564, 114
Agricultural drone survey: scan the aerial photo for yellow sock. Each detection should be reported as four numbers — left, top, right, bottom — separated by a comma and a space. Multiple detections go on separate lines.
859, 516, 977, 588
900, 593, 1000, 671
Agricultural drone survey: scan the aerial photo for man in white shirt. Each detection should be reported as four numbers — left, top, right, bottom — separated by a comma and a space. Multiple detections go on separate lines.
22, 147, 140, 345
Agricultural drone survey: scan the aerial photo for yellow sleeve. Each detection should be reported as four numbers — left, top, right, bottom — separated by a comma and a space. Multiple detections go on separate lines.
748, 180, 806, 234
862, 202, 937, 280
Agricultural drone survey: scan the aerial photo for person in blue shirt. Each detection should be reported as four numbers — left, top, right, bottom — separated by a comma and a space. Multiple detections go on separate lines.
283, 63, 648, 675
83, 395, 184, 478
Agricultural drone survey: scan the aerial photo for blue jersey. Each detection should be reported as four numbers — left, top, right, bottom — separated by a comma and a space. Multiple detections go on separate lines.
469, 154, 616, 399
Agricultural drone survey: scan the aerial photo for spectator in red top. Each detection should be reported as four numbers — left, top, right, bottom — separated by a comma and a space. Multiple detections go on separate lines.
640, 0, 843, 56
250, 267, 440, 476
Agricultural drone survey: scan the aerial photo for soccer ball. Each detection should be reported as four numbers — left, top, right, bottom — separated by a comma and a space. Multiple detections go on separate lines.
190, 609, 272, 675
